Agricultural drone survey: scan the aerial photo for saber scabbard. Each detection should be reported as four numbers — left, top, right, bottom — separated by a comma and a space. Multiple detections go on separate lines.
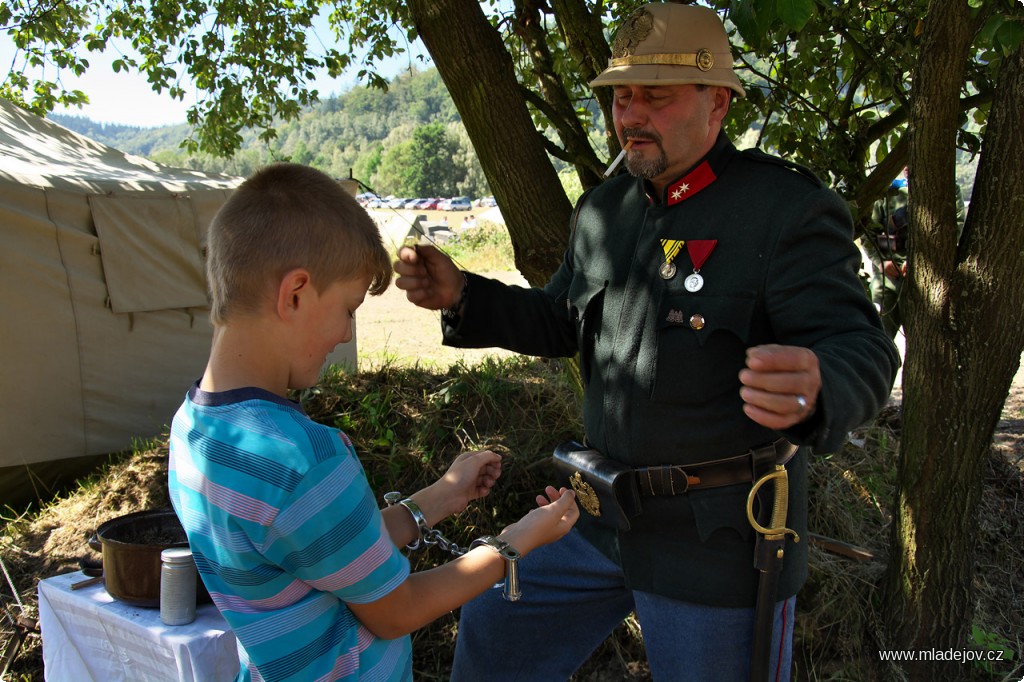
747, 465, 800, 682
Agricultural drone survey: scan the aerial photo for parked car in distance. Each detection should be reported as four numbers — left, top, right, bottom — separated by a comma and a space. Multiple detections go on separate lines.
449, 196, 472, 211
438, 198, 453, 211
481, 195, 497, 207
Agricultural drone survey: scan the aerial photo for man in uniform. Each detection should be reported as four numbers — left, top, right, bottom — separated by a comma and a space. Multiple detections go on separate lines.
394, 3, 899, 679
864, 166, 966, 339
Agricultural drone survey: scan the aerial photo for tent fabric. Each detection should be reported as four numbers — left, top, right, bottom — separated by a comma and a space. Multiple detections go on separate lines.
0, 99, 355, 508
90, 193, 208, 313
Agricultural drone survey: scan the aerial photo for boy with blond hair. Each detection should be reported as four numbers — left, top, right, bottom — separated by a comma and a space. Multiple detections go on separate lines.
169, 163, 577, 682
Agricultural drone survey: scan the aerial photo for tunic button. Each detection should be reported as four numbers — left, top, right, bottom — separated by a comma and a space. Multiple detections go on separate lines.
689, 313, 705, 330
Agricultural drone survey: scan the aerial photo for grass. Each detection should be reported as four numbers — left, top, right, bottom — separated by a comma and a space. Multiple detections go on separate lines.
2, 367, 1022, 681
440, 220, 515, 273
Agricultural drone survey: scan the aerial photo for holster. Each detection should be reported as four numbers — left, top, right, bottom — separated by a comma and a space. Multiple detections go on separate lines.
552, 441, 641, 530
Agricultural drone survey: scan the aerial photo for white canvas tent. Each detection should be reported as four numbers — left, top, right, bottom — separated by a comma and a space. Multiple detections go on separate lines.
0, 100, 355, 507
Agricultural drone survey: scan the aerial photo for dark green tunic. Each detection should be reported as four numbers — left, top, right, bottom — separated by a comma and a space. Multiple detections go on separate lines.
444, 133, 899, 607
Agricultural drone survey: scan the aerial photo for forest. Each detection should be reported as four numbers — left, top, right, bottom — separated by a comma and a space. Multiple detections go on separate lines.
49, 66, 583, 202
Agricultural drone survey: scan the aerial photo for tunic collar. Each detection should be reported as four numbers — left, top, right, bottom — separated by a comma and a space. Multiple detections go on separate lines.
646, 132, 735, 206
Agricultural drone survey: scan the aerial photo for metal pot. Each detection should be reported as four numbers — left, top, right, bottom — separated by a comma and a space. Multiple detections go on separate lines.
88, 508, 191, 607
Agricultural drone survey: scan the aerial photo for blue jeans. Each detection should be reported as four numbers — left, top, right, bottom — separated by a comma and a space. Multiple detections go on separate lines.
451, 529, 795, 681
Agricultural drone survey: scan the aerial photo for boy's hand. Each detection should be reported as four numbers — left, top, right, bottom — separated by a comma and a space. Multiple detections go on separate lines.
393, 244, 464, 310
412, 450, 502, 526
443, 449, 503, 503
499, 486, 578, 556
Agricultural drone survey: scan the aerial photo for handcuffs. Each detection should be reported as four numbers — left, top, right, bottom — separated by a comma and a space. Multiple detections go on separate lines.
384, 492, 522, 602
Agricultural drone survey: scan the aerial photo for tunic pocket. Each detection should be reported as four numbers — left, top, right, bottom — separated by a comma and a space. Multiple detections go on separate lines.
650, 294, 756, 405
689, 484, 755, 543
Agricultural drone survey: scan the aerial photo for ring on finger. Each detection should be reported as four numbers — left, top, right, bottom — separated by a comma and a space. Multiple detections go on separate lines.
795, 394, 808, 410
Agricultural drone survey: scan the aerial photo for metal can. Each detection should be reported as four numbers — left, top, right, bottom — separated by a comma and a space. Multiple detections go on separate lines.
160, 547, 197, 625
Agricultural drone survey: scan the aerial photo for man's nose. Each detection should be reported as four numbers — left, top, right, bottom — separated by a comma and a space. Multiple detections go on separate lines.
619, 99, 647, 127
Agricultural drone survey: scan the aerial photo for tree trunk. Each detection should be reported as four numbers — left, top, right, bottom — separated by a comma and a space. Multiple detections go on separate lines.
406, 0, 573, 285
882, 1, 1024, 678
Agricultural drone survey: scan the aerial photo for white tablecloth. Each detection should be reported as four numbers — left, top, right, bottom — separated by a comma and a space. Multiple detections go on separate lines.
38, 571, 239, 681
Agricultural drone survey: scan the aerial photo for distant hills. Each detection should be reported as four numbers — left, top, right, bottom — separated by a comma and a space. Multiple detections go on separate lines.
49, 67, 493, 199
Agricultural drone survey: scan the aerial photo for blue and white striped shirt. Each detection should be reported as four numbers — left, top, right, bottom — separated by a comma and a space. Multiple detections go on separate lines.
169, 382, 412, 681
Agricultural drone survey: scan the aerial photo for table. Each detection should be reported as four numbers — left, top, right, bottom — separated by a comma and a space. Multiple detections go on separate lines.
38, 571, 239, 681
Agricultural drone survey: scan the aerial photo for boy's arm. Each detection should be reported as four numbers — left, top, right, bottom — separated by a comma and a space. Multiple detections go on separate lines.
350, 487, 577, 640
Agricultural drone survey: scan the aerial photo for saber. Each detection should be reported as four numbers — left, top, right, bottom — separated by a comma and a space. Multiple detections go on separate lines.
747, 465, 800, 682
603, 140, 634, 177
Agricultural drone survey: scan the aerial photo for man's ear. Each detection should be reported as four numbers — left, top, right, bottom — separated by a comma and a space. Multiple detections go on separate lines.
276, 268, 313, 319
709, 86, 731, 124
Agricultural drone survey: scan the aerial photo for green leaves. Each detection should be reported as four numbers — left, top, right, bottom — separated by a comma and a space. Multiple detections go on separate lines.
729, 0, 815, 50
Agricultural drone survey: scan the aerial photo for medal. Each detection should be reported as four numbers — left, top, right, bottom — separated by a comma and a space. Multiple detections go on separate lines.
659, 239, 685, 280
684, 240, 717, 292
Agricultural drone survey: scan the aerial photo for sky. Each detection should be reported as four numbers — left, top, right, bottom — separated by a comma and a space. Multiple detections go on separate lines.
0, 18, 430, 128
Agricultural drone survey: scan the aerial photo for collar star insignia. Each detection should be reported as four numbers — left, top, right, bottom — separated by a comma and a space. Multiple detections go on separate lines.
666, 162, 717, 206
670, 183, 690, 201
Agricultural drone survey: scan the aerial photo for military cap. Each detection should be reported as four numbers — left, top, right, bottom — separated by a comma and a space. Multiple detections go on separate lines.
591, 3, 746, 97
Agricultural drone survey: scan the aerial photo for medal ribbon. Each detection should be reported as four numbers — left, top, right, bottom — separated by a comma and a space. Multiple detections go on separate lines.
686, 240, 717, 271
660, 239, 685, 266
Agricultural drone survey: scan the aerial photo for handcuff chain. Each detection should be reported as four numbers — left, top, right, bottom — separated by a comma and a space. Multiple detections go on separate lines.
384, 493, 469, 558
419, 527, 470, 558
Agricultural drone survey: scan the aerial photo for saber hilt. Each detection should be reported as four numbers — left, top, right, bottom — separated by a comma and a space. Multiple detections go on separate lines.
747, 465, 800, 545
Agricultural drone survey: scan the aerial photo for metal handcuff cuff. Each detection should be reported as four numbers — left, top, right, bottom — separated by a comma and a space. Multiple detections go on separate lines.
383, 492, 521, 602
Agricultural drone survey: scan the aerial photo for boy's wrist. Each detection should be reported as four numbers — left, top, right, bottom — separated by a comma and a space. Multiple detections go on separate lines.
408, 484, 458, 528
384, 492, 432, 550
470, 536, 521, 602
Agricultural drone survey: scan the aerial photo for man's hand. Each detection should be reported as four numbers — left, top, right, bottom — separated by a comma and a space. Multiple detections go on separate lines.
738, 344, 821, 430
393, 244, 464, 310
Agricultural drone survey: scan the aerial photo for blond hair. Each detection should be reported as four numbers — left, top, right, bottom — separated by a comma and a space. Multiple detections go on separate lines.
206, 163, 391, 325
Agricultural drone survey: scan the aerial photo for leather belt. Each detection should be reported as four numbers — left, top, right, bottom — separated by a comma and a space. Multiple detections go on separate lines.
634, 438, 798, 496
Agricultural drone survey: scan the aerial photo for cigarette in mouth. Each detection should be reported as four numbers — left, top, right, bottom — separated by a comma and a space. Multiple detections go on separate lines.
603, 140, 634, 177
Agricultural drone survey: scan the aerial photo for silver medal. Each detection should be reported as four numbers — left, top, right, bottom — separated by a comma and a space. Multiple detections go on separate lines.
684, 272, 704, 292
659, 262, 677, 280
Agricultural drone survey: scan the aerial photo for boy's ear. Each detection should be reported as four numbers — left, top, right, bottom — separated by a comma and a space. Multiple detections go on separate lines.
276, 268, 313, 319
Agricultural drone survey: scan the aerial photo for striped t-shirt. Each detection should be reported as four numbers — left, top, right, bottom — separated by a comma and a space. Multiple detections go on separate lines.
168, 382, 412, 681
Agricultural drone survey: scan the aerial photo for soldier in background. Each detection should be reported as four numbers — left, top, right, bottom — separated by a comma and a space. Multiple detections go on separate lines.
865, 166, 966, 339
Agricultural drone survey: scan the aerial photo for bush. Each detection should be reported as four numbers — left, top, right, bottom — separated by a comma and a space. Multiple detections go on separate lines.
444, 221, 515, 272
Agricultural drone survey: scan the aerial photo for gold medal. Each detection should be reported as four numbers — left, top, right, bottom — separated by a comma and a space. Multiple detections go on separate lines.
660, 239, 684, 281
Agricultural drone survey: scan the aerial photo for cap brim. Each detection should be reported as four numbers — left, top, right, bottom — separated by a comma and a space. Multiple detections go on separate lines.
590, 64, 746, 97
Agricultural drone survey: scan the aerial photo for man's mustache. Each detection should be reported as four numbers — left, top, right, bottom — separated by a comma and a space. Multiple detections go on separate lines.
622, 128, 661, 145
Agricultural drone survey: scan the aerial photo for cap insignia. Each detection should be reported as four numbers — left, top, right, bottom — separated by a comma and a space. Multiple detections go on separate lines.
611, 9, 654, 59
